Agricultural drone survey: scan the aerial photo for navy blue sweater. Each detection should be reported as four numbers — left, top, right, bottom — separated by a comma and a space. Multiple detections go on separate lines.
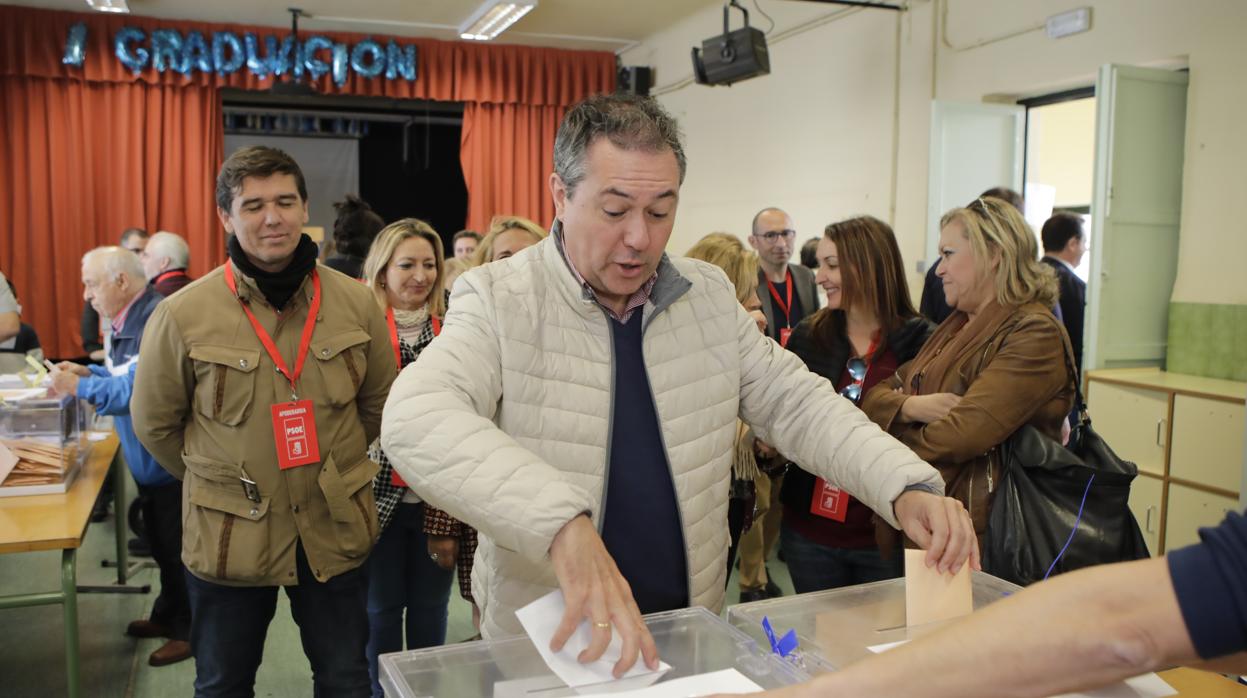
1169, 510, 1247, 658
599, 310, 689, 614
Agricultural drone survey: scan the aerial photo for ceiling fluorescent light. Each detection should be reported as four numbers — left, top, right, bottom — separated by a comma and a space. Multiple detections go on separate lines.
86, 0, 129, 12
458, 0, 537, 41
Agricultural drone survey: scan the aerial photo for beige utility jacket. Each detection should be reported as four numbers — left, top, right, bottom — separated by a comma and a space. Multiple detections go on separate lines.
133, 262, 395, 586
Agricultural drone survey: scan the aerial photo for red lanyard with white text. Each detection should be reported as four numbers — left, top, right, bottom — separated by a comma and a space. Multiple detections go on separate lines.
766, 268, 795, 346
810, 333, 881, 521
224, 263, 322, 469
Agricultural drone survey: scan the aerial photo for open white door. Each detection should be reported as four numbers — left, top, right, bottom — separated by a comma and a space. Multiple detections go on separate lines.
925, 101, 1024, 266
1084, 65, 1188, 370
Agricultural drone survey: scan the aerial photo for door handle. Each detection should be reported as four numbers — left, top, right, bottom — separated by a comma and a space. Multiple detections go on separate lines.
1146, 506, 1157, 534
1156, 418, 1167, 448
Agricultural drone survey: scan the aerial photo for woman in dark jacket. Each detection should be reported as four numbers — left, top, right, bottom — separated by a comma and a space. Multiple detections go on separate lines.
781, 215, 934, 593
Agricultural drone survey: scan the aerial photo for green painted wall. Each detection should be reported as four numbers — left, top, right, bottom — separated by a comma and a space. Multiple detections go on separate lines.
1167, 303, 1247, 381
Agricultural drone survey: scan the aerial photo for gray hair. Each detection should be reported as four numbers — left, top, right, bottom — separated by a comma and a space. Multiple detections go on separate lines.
82, 246, 145, 283
553, 93, 686, 197
146, 231, 190, 269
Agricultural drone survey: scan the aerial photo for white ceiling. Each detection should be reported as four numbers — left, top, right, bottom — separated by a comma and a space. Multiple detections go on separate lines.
16, 0, 716, 51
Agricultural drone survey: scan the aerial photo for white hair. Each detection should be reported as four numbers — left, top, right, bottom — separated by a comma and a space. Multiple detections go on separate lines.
146, 231, 190, 269
82, 246, 145, 283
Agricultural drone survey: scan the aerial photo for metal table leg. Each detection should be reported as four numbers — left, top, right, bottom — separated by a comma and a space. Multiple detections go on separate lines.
62, 548, 80, 698
89, 449, 152, 594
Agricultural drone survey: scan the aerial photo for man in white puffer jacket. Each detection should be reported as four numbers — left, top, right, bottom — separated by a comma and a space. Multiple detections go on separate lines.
382, 94, 978, 676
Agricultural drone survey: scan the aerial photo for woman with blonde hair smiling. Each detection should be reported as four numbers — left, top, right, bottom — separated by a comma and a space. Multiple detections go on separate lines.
862, 196, 1076, 545
471, 215, 547, 266
361, 218, 475, 696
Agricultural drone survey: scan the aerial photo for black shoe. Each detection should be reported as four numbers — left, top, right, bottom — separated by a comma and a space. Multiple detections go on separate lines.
128, 537, 152, 557
739, 588, 769, 603
764, 567, 783, 598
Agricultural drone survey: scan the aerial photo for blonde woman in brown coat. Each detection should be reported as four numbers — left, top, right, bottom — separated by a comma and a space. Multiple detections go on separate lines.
862, 197, 1076, 540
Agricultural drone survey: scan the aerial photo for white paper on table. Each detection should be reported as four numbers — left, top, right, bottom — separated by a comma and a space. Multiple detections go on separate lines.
515, 590, 671, 689
574, 669, 764, 698
0, 441, 17, 483
867, 641, 1172, 697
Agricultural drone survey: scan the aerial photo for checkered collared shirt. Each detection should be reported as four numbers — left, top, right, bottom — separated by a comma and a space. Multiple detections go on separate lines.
555, 227, 657, 324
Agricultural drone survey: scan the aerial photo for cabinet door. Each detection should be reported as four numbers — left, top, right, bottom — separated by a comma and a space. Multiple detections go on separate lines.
1170, 395, 1245, 493
1086, 381, 1169, 476
1165, 484, 1238, 551
1127, 474, 1164, 556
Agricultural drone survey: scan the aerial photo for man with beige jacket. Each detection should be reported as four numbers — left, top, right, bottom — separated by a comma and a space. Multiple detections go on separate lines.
133, 146, 395, 697
381, 94, 978, 678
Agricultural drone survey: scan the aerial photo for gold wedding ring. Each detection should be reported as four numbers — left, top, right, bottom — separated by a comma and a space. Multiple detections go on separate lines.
593, 621, 611, 629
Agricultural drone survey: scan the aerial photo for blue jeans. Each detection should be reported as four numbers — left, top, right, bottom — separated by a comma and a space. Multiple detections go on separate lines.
780, 522, 903, 594
366, 502, 455, 697
184, 543, 371, 698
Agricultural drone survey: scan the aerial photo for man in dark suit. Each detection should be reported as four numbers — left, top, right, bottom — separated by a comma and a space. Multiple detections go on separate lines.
1040, 212, 1088, 379
749, 207, 819, 349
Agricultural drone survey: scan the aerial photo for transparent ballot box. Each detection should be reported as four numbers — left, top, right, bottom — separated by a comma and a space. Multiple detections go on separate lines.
727, 572, 1021, 674
0, 392, 91, 496
379, 606, 807, 697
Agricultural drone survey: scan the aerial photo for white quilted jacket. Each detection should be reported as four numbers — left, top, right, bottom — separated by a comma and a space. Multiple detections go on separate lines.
381, 235, 944, 637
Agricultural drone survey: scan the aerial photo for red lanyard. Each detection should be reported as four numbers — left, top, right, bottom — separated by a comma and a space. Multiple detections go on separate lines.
154, 269, 188, 286
386, 307, 441, 372
224, 263, 321, 399
765, 268, 794, 327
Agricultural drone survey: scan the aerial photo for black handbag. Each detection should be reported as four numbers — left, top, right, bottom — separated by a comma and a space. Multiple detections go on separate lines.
981, 342, 1149, 586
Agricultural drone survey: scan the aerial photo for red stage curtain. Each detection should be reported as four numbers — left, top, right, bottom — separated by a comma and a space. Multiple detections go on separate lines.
460, 103, 565, 234
0, 77, 222, 358
0, 4, 614, 357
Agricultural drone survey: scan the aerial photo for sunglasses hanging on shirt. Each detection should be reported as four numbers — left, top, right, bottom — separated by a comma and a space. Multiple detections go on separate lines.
840, 357, 867, 404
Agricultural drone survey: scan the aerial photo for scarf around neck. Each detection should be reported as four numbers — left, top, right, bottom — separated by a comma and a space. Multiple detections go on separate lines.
227, 234, 319, 310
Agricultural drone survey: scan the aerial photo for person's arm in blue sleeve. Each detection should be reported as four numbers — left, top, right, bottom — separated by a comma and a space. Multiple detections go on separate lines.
88, 365, 110, 378
77, 363, 137, 416
725, 513, 1247, 698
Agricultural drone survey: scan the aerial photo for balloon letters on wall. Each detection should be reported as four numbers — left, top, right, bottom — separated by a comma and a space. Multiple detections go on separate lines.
62, 22, 87, 66
90, 25, 419, 84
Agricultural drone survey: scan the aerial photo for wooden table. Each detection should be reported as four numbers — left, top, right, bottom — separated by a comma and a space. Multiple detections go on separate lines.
1160, 667, 1247, 696
0, 435, 131, 698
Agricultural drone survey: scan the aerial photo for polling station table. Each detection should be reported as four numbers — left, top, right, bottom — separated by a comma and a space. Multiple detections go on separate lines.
0, 434, 146, 698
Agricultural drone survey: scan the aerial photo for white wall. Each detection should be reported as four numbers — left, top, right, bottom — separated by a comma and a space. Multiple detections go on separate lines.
623, 0, 1247, 305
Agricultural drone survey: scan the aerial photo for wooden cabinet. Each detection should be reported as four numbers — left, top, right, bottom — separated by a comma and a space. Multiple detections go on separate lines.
1165, 484, 1239, 551
1087, 382, 1168, 476
1086, 368, 1245, 554
1127, 473, 1164, 556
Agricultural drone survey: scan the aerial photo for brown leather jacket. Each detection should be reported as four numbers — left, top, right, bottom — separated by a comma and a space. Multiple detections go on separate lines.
862, 301, 1076, 538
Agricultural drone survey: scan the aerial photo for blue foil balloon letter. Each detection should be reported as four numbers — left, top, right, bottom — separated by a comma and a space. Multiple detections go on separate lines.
62, 22, 87, 67
302, 35, 332, 80
212, 32, 245, 76
244, 33, 275, 78
385, 41, 416, 81
272, 35, 302, 77
350, 40, 385, 78
150, 29, 187, 74
331, 43, 349, 87
182, 30, 212, 75
114, 27, 149, 73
